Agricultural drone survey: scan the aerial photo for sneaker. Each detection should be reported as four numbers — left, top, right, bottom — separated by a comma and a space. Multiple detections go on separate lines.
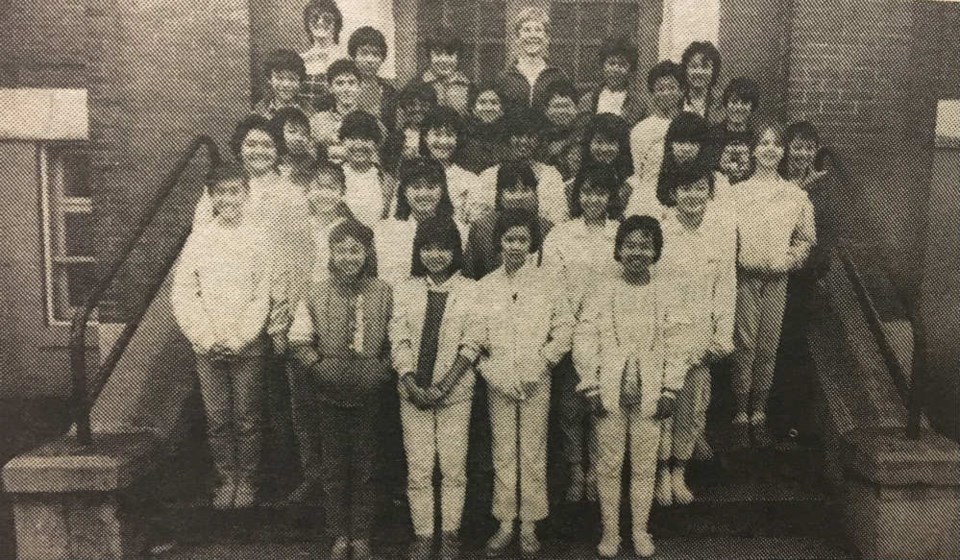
212, 480, 234, 510
596, 533, 621, 558
439, 532, 461, 560
693, 436, 715, 461
565, 463, 586, 503
518, 529, 540, 558
751, 421, 774, 448
732, 420, 750, 449
633, 532, 656, 558
485, 523, 514, 558
352, 539, 376, 560
671, 470, 695, 505
655, 468, 673, 506
407, 536, 433, 560
233, 479, 256, 509
328, 537, 350, 560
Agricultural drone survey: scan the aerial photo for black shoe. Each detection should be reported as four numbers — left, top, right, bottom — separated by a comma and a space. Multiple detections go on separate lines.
408, 536, 433, 560
732, 421, 750, 449
439, 532, 461, 560
751, 422, 774, 448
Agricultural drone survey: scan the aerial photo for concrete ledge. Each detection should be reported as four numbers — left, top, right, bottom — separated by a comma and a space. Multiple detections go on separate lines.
842, 426, 960, 486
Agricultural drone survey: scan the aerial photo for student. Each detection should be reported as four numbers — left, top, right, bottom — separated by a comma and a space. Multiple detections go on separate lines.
340, 111, 392, 228
271, 107, 323, 179
348, 26, 399, 130
459, 84, 511, 174
253, 49, 317, 120
497, 6, 569, 109
717, 133, 754, 185
310, 58, 363, 162
573, 215, 682, 559
629, 61, 684, 189
476, 107, 569, 225
464, 161, 555, 280
374, 157, 456, 287
537, 79, 584, 180
654, 152, 736, 507
381, 83, 440, 176
541, 163, 621, 504
708, 77, 760, 167
773, 121, 839, 440
300, 0, 345, 109
418, 107, 484, 229
680, 41, 723, 123
732, 122, 817, 448
171, 163, 272, 509
390, 217, 477, 560
418, 28, 472, 113
288, 219, 393, 560
579, 37, 643, 123
458, 208, 573, 558
576, 113, 634, 217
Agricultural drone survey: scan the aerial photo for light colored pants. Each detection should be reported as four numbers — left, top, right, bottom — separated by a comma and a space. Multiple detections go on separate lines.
659, 364, 711, 461
488, 381, 550, 522
288, 361, 321, 480
400, 397, 473, 536
196, 354, 264, 481
733, 272, 789, 415
595, 406, 661, 536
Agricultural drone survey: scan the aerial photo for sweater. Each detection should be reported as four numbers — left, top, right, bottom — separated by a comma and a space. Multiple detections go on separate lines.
735, 175, 817, 273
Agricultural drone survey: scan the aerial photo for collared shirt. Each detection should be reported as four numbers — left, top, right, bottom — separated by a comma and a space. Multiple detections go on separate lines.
497, 62, 568, 108
596, 88, 627, 116
735, 175, 817, 272
476, 161, 570, 225
630, 114, 671, 184
541, 219, 620, 313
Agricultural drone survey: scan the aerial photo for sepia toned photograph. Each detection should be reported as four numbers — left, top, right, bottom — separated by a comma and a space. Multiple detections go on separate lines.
1, 0, 959, 558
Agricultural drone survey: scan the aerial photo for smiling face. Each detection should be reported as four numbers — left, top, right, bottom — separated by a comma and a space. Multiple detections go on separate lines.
603, 56, 631, 89
675, 177, 711, 218
330, 72, 359, 107
474, 90, 504, 123
354, 45, 384, 79
618, 229, 656, 276
686, 52, 714, 92
419, 242, 455, 277
304, 170, 343, 215
426, 126, 457, 162
500, 224, 532, 269
788, 137, 818, 177
241, 128, 278, 174
210, 179, 248, 224
579, 182, 609, 221
545, 95, 578, 127
344, 137, 377, 167
754, 127, 785, 171
500, 180, 538, 213
405, 177, 444, 219
517, 19, 548, 57
270, 69, 301, 104
652, 75, 682, 115
726, 94, 753, 125
309, 10, 337, 44
590, 135, 620, 165
671, 140, 701, 164
330, 236, 367, 278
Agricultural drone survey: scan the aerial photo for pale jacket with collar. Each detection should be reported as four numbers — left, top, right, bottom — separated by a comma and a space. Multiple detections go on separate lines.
390, 273, 478, 405
477, 162, 570, 226
541, 218, 620, 314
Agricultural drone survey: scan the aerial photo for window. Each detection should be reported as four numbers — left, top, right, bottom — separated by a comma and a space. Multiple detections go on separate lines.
417, 0, 508, 84
549, 0, 643, 90
40, 144, 96, 325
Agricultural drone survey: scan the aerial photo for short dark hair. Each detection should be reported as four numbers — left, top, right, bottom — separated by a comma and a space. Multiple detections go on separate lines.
264, 49, 307, 83
598, 37, 638, 71
680, 41, 722, 90
778, 120, 823, 179
293, 158, 346, 190
580, 113, 634, 179
303, 0, 344, 44
229, 115, 281, 160
661, 152, 715, 208
426, 28, 464, 57
614, 215, 662, 263
418, 107, 465, 158
398, 81, 439, 107
505, 106, 545, 139
410, 216, 464, 277
394, 157, 455, 220
270, 107, 311, 156
536, 79, 579, 112
339, 111, 383, 143
494, 208, 541, 255
205, 162, 248, 193
329, 219, 377, 277
326, 58, 360, 84
495, 161, 539, 212
570, 162, 620, 219
646, 60, 684, 93
468, 83, 505, 113
721, 77, 760, 111
655, 112, 712, 205
348, 26, 388, 59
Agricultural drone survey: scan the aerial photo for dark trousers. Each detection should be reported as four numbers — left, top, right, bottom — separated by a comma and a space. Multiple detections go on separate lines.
318, 398, 380, 539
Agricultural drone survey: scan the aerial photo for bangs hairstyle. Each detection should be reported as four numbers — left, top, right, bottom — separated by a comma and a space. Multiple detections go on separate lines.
347, 26, 388, 59
303, 0, 344, 44
660, 150, 715, 208
339, 111, 383, 143
394, 157, 455, 220
514, 6, 550, 34
495, 161, 539, 212
655, 112, 712, 205
398, 81, 439, 107
570, 162, 620, 219
205, 162, 249, 194
754, 120, 787, 147
410, 216, 464, 277
229, 115, 281, 160
580, 113, 634, 179
680, 41, 722, 90
598, 37, 638, 71
615, 214, 663, 263
264, 49, 307, 83
721, 77, 760, 111
328, 219, 377, 277
426, 28, 464, 57
646, 60, 683, 93
418, 106, 465, 158
270, 107, 311, 155
326, 58, 360, 84
494, 208, 541, 254
536, 79, 579, 112
468, 83, 505, 113
293, 158, 346, 190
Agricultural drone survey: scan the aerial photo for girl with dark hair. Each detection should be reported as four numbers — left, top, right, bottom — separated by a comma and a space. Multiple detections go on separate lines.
541, 162, 621, 503
459, 83, 511, 174
380, 82, 440, 175
418, 107, 484, 228
575, 113, 634, 215
300, 0, 346, 108
458, 208, 573, 558
574, 215, 682, 559
375, 157, 457, 287
289, 219, 393, 560
679, 41, 723, 122
390, 216, 477, 560
271, 107, 324, 179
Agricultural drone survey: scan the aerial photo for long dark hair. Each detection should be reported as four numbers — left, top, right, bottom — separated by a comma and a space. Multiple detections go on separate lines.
579, 113, 634, 180
410, 216, 464, 277
393, 157, 455, 220
656, 112, 711, 206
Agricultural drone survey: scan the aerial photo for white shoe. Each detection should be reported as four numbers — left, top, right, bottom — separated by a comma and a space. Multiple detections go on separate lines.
671, 469, 695, 505
655, 468, 673, 506
596, 533, 621, 558
633, 532, 656, 558
233, 479, 256, 508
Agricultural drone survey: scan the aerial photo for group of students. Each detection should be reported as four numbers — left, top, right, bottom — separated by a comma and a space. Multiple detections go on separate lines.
170, 1, 839, 559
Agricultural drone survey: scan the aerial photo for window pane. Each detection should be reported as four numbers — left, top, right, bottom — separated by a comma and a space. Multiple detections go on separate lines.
610, 3, 641, 39
478, 1, 506, 38
52, 262, 97, 321
552, 44, 578, 80
551, 3, 579, 45
582, 3, 611, 41
477, 43, 506, 83
59, 149, 91, 197
64, 213, 95, 258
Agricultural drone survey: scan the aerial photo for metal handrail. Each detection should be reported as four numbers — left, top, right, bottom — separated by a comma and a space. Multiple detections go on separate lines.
69, 136, 221, 446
